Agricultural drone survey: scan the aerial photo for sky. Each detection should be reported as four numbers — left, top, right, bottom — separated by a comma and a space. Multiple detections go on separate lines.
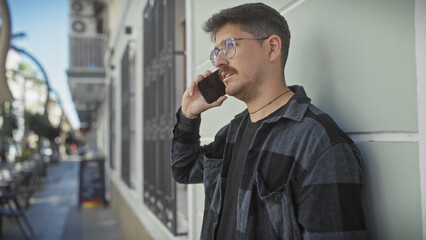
8, 0, 80, 129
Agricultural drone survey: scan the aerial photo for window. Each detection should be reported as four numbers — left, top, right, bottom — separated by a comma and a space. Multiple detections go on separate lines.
142, 0, 187, 235
121, 41, 136, 187
109, 80, 115, 169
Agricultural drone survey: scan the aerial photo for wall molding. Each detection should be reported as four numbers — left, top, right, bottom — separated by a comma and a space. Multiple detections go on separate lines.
348, 131, 419, 143
201, 131, 419, 145
195, 59, 213, 75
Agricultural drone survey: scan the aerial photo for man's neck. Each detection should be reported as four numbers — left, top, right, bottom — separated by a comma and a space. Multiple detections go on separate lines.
247, 84, 294, 122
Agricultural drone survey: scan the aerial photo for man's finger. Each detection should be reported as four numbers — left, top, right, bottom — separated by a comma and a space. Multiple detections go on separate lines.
210, 95, 227, 107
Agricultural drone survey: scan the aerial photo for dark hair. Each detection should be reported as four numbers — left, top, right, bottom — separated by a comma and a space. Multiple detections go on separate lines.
203, 3, 291, 70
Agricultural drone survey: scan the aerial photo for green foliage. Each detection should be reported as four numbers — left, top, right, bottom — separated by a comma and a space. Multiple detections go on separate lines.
18, 147, 32, 162
17, 62, 46, 86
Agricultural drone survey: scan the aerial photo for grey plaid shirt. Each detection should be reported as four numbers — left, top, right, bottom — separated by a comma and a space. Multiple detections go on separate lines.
171, 85, 366, 240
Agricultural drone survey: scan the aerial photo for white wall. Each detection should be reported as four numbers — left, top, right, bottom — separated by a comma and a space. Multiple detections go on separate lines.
189, 0, 422, 239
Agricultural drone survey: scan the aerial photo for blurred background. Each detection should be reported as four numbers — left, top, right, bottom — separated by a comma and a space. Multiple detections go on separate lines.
1, 0, 80, 167
0, 0, 425, 240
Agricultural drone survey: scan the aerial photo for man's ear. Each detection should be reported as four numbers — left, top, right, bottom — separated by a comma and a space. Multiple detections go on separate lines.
267, 35, 282, 62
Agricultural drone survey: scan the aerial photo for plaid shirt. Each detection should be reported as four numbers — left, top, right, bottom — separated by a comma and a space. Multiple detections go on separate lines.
171, 85, 366, 240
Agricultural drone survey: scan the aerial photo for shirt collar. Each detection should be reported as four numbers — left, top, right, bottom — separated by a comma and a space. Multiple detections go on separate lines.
282, 85, 311, 122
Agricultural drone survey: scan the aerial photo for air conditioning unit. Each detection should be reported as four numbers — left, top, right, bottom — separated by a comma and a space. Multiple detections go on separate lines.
70, 16, 97, 35
70, 0, 94, 16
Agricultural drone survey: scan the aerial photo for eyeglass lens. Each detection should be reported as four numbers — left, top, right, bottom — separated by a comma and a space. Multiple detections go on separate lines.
210, 38, 237, 65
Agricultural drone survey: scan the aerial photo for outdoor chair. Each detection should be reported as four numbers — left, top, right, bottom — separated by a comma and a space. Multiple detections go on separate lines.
0, 166, 35, 239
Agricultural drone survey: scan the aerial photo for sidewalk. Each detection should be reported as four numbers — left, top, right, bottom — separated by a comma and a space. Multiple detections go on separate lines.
2, 155, 125, 240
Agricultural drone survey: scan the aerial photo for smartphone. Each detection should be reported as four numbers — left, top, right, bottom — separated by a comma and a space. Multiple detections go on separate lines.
196, 70, 226, 104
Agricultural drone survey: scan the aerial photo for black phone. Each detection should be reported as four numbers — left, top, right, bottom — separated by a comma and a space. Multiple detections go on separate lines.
196, 70, 226, 104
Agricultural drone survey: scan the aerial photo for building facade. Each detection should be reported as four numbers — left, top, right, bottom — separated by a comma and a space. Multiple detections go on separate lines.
70, 0, 426, 239
67, 0, 108, 146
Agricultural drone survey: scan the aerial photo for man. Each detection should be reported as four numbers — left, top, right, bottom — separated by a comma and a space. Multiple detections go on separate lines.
171, 3, 366, 239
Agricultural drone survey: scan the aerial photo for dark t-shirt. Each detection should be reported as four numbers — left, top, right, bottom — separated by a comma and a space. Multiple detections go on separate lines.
216, 109, 280, 239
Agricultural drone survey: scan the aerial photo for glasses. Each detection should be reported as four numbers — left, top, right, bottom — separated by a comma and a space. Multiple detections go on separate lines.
209, 37, 269, 66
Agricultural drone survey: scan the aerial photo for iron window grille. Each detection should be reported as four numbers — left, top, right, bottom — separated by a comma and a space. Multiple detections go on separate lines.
142, 0, 187, 236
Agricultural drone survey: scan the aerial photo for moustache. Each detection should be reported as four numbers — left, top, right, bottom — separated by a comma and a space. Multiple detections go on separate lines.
219, 67, 238, 77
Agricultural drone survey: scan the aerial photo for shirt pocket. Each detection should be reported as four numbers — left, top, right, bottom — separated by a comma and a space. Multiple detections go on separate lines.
254, 171, 302, 240
257, 153, 294, 192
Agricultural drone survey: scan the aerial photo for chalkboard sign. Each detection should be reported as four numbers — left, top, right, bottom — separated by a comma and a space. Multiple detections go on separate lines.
78, 159, 106, 206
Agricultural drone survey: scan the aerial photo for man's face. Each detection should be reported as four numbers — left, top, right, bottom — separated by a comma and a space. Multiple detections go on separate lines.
214, 24, 268, 102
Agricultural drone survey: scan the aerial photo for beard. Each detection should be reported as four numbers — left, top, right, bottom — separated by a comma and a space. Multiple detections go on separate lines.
225, 66, 264, 103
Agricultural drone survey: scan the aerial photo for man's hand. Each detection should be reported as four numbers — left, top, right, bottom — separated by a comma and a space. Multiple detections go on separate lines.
181, 70, 227, 117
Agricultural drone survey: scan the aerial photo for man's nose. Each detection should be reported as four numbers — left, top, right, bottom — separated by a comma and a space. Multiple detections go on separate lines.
214, 51, 229, 68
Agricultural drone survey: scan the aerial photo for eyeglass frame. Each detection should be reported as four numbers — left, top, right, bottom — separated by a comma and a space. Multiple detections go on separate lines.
209, 36, 270, 66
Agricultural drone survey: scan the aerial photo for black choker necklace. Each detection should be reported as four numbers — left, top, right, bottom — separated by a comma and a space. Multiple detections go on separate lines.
249, 89, 292, 114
